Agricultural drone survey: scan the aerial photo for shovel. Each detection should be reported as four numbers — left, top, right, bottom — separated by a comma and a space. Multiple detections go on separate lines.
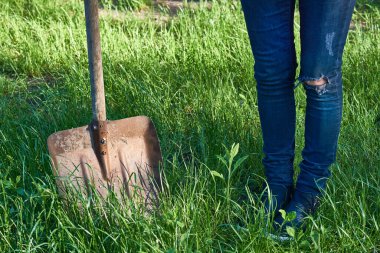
47, 0, 162, 207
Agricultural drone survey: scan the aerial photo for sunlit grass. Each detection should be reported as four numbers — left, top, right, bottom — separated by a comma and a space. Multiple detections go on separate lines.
0, 0, 379, 251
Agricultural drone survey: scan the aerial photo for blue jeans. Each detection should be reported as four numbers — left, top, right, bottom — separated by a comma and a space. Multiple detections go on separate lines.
241, 0, 356, 195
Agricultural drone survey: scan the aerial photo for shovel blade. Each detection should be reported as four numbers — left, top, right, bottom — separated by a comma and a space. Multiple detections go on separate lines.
47, 116, 162, 207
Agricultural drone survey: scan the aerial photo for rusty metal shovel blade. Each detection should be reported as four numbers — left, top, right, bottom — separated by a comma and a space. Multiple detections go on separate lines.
47, 0, 162, 209
47, 116, 162, 207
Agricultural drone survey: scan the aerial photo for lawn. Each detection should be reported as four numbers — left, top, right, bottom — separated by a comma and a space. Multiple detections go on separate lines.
0, 0, 379, 252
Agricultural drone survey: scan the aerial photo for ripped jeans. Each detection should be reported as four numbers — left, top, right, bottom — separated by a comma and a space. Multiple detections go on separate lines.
241, 0, 356, 195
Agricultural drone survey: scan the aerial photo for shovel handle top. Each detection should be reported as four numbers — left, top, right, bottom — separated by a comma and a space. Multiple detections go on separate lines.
84, 0, 106, 122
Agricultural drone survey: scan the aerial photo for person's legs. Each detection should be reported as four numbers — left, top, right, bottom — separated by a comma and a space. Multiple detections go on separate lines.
297, 0, 356, 196
241, 0, 297, 213
274, 0, 356, 232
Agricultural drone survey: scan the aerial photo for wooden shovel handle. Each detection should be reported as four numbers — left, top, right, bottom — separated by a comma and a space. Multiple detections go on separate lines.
84, 0, 106, 121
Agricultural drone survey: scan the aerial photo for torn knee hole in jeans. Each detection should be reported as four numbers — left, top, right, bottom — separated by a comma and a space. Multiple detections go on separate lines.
303, 77, 329, 96
305, 77, 327, 86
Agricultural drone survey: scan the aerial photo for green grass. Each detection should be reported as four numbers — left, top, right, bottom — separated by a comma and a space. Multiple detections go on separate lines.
0, 0, 379, 251
100, 0, 153, 11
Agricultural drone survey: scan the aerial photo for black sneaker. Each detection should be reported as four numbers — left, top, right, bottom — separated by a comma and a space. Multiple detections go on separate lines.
269, 189, 320, 241
262, 183, 293, 221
